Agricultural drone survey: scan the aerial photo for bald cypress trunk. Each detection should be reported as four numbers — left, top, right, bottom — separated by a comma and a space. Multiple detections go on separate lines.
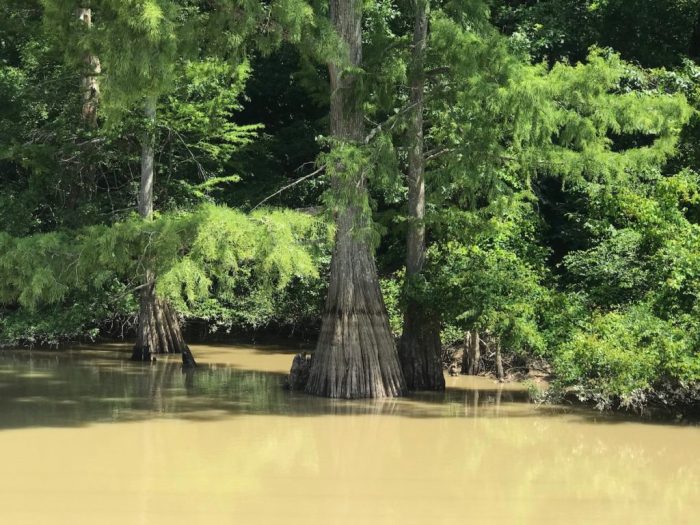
131, 96, 196, 368
304, 0, 406, 398
462, 330, 481, 376
398, 0, 444, 391
495, 339, 504, 381
77, 8, 100, 128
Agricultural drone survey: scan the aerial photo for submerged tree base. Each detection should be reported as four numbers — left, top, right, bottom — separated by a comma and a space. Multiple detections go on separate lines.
287, 352, 313, 390
399, 304, 445, 391
305, 211, 407, 399
130, 344, 196, 368
131, 283, 196, 368
130, 345, 157, 363
306, 310, 406, 398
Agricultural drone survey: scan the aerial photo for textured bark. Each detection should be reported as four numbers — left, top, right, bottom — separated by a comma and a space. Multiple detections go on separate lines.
398, 0, 444, 392
288, 352, 313, 390
76, 8, 100, 128
404, 2, 429, 280
131, 97, 195, 367
139, 96, 156, 220
304, 0, 406, 398
131, 277, 194, 365
462, 330, 481, 375
399, 304, 444, 389
495, 339, 504, 381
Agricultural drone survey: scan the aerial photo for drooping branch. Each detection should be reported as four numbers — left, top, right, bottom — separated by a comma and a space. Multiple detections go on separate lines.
363, 100, 421, 144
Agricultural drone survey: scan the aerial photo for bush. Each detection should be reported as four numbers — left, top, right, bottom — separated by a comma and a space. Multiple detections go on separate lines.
553, 305, 700, 410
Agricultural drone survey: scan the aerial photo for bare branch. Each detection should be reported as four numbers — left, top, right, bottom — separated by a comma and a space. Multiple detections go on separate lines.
364, 101, 421, 144
251, 166, 326, 211
425, 148, 453, 162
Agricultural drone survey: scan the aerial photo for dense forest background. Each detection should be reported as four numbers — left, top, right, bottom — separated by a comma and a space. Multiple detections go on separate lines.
1, 0, 699, 410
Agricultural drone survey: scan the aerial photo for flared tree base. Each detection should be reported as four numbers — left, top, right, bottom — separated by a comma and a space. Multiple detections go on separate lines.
131, 289, 196, 368
131, 345, 157, 363
398, 303, 445, 391
305, 204, 407, 399
306, 311, 406, 398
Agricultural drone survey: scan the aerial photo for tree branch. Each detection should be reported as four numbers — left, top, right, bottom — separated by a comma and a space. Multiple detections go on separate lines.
425, 148, 453, 162
364, 101, 421, 144
251, 166, 326, 211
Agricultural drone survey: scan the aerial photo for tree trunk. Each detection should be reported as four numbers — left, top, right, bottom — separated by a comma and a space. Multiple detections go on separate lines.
462, 330, 481, 375
139, 96, 156, 219
304, 0, 406, 398
132, 279, 195, 366
76, 8, 100, 128
495, 339, 504, 381
398, 0, 444, 392
399, 305, 444, 389
131, 96, 196, 368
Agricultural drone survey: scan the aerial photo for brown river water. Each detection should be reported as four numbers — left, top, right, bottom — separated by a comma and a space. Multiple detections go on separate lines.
0, 343, 698, 524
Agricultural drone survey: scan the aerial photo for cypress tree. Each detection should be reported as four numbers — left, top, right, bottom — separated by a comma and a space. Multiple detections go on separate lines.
304, 0, 407, 398
76, 7, 100, 127
397, 0, 445, 391
132, 92, 196, 367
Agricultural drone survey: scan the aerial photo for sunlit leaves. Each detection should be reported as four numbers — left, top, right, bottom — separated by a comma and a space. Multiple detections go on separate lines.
0, 205, 329, 315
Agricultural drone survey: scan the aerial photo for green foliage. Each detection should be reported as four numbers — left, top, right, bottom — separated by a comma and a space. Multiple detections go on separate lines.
0, 205, 330, 344
0, 284, 136, 347
160, 57, 261, 192
554, 305, 700, 409
427, 38, 692, 201
540, 165, 700, 408
493, 0, 700, 68
425, 195, 550, 356
318, 142, 391, 248
379, 271, 404, 336
2, 0, 700, 412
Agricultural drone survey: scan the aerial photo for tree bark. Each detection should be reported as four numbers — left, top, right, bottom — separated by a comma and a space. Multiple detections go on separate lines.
495, 339, 504, 381
462, 330, 481, 375
399, 305, 444, 389
76, 8, 100, 128
139, 96, 156, 220
397, 0, 444, 391
304, 0, 406, 398
131, 96, 196, 368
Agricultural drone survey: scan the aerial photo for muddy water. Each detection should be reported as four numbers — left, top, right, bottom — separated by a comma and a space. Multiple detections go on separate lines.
0, 344, 698, 524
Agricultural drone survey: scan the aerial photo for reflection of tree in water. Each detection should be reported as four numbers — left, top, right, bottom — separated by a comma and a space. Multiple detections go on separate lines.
1, 350, 697, 524
0, 349, 525, 429
0, 348, 669, 430
0, 352, 284, 428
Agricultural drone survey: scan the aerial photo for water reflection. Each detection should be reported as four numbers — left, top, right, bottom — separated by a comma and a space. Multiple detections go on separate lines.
0, 347, 543, 429
0, 346, 698, 524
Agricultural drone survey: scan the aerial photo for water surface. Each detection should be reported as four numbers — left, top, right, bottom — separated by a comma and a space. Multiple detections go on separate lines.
0, 344, 697, 524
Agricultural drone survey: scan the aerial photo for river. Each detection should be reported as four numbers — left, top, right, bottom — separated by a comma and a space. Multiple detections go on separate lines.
0, 343, 697, 524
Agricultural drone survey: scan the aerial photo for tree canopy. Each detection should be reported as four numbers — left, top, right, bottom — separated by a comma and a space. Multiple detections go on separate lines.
0, 0, 698, 408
